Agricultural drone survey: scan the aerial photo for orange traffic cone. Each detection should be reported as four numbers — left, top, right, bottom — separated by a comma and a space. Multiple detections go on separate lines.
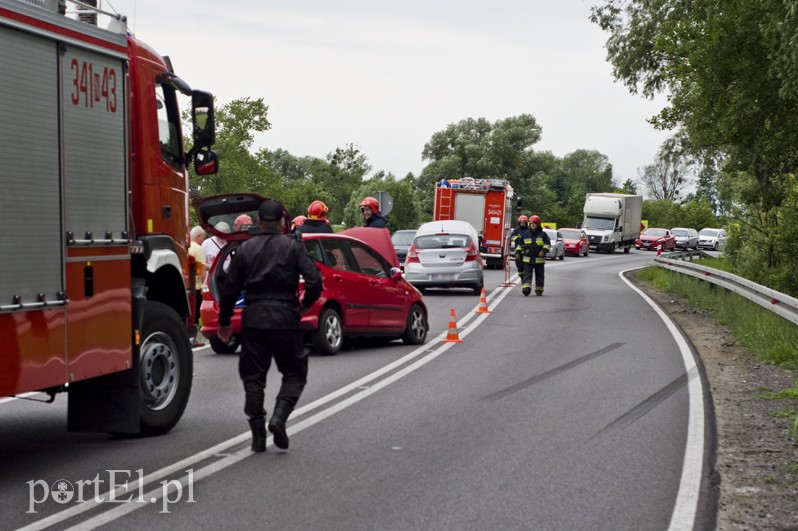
475, 288, 491, 314
443, 308, 463, 343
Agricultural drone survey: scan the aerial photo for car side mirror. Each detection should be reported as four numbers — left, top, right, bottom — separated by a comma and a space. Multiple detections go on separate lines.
390, 267, 403, 280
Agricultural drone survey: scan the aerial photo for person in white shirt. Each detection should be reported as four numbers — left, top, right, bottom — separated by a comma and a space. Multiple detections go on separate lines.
202, 221, 230, 268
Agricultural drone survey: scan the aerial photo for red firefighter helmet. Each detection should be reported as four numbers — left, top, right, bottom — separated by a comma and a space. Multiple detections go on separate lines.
234, 214, 253, 231
307, 200, 329, 220
518, 215, 528, 223
529, 215, 542, 224
359, 196, 380, 214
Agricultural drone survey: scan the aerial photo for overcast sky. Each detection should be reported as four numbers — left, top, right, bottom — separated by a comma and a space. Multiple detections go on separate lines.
104, 0, 670, 184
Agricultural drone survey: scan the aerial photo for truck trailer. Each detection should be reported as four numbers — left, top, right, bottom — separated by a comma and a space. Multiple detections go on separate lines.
0, 0, 218, 434
581, 193, 643, 253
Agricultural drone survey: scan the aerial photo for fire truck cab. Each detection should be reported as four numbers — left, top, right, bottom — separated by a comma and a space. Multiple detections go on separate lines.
0, 0, 217, 434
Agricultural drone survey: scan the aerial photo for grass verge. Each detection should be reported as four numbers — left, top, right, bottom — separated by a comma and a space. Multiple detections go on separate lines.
636, 264, 798, 437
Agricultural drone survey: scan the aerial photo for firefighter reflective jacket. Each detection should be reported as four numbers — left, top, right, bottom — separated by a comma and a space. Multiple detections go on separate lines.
523, 226, 551, 265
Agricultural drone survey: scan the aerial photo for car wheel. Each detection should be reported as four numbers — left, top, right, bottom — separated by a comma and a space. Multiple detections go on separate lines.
138, 300, 192, 436
401, 304, 428, 345
472, 276, 484, 295
558, 250, 564, 260
313, 308, 343, 355
209, 335, 241, 354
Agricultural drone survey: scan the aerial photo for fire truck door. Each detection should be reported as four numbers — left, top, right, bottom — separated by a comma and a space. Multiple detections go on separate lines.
0, 25, 67, 395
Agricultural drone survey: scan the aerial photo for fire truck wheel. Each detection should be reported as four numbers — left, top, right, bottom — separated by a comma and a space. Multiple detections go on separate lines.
138, 300, 193, 435
312, 308, 343, 355
401, 304, 428, 345
209, 334, 241, 354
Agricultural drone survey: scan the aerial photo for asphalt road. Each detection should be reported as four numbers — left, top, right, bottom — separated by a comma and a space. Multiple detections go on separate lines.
1, 249, 712, 530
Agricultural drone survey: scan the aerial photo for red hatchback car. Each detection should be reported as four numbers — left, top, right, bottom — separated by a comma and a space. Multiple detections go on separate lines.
635, 228, 676, 251
195, 194, 429, 355
559, 228, 589, 257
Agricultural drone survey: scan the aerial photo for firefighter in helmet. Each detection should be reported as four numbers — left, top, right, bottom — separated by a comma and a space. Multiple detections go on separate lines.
298, 200, 333, 234
510, 215, 532, 271
360, 196, 387, 228
521, 215, 550, 296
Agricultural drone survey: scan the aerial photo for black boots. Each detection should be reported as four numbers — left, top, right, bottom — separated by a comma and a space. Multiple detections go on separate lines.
268, 401, 293, 450
522, 286, 531, 296
249, 417, 266, 452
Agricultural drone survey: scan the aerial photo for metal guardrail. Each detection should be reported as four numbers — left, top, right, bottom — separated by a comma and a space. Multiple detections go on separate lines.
653, 251, 798, 326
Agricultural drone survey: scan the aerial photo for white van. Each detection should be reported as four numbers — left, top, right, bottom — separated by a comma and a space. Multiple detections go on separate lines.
403, 220, 484, 294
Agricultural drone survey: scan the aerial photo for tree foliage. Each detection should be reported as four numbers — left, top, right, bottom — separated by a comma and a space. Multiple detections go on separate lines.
591, 0, 798, 295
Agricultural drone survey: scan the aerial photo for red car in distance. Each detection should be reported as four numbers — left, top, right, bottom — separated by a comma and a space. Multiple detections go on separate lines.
559, 228, 589, 256
635, 228, 676, 251
195, 194, 429, 355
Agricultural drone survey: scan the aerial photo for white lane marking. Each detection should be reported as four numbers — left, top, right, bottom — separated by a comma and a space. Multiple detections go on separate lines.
23, 282, 518, 531
619, 267, 705, 531
0, 392, 41, 405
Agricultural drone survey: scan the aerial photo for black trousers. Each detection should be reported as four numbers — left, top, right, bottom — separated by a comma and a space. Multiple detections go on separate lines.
522, 262, 545, 292
239, 327, 307, 420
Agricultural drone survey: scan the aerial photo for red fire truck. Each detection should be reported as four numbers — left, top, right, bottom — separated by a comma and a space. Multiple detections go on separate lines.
0, 0, 218, 434
433, 178, 514, 268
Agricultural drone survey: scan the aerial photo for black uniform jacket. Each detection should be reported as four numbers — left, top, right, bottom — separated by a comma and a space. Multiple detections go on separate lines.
297, 219, 333, 234
364, 214, 387, 228
218, 228, 322, 330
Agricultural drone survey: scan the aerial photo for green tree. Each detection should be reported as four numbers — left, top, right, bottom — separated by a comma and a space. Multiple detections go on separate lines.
680, 197, 717, 230
189, 97, 274, 197
642, 199, 682, 229
591, 0, 798, 294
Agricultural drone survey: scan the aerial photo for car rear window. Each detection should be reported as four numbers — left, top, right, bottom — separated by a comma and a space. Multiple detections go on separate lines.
560, 230, 581, 239
414, 234, 472, 249
391, 231, 416, 245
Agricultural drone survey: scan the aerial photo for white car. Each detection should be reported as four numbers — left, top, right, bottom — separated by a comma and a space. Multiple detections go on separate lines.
543, 229, 565, 260
698, 228, 727, 250
403, 220, 484, 294
671, 227, 699, 250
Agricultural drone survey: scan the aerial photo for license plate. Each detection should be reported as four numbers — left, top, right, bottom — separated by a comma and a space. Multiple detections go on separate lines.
429, 273, 456, 281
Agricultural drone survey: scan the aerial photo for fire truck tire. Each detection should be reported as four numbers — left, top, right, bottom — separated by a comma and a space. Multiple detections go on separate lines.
209, 334, 241, 354
138, 300, 193, 435
401, 304, 428, 345
312, 308, 343, 355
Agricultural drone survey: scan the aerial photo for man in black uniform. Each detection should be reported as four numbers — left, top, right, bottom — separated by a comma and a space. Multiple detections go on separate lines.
297, 200, 334, 234
360, 196, 387, 228
217, 199, 322, 452
510, 215, 532, 271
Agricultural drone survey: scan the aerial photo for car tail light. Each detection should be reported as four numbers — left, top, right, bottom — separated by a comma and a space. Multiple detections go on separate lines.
465, 242, 479, 261
405, 244, 420, 264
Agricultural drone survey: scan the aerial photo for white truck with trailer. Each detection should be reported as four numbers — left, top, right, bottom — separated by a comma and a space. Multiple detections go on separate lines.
581, 193, 643, 253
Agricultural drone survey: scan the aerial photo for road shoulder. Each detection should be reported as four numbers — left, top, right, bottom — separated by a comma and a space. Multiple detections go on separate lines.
627, 272, 798, 530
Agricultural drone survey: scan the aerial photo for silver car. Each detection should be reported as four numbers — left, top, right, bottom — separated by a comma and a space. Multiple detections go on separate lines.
698, 228, 727, 250
403, 220, 484, 295
671, 227, 699, 250
543, 229, 565, 260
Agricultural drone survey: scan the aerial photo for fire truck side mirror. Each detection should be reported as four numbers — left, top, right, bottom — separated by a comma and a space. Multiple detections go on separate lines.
194, 149, 219, 176
191, 90, 215, 148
